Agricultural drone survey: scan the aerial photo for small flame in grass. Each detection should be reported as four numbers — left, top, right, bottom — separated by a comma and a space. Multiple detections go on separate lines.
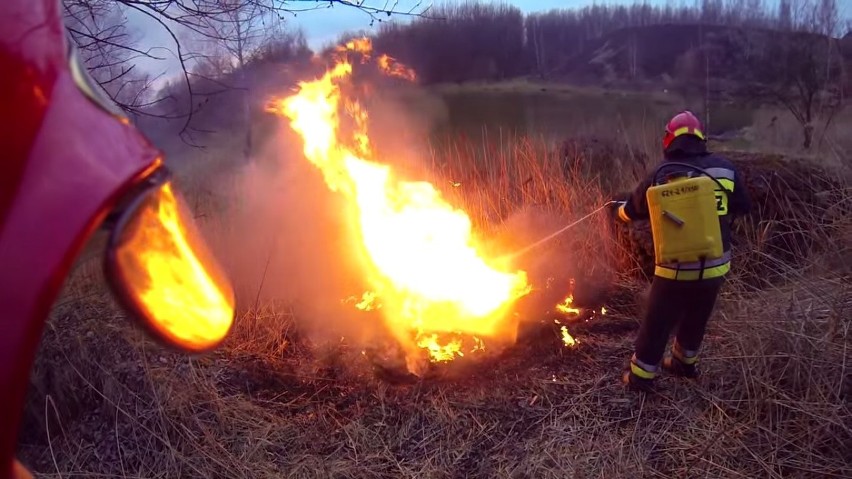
417, 334, 464, 361
554, 278, 607, 318
555, 319, 579, 348
556, 295, 581, 315
472, 336, 485, 353
561, 326, 578, 347
552, 277, 610, 349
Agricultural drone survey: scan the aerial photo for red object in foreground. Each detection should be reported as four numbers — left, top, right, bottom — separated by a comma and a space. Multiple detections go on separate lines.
0, 2, 170, 477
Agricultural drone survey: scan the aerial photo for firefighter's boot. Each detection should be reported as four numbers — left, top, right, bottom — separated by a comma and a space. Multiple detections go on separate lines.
662, 343, 700, 378
622, 354, 658, 392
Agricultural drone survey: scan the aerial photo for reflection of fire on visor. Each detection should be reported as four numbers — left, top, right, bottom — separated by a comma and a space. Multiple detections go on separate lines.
66, 37, 234, 351
106, 174, 235, 352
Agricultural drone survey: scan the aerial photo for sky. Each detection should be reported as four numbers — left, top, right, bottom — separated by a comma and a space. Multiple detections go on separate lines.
125, 1, 646, 80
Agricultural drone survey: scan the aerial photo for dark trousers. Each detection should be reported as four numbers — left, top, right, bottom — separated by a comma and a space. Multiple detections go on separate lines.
634, 276, 725, 366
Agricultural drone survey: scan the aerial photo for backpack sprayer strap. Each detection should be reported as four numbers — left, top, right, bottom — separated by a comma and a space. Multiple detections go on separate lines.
652, 162, 732, 195
656, 251, 732, 280
654, 162, 737, 228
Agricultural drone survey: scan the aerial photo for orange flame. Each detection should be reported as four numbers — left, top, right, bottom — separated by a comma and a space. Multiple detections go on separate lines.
560, 326, 578, 347
337, 38, 416, 82
355, 291, 380, 311
377, 54, 417, 82
554, 278, 607, 318
553, 277, 609, 348
338, 38, 373, 56
269, 39, 529, 372
556, 295, 581, 315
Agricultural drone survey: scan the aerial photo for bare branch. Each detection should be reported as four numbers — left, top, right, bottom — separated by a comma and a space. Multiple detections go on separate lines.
67, 26, 166, 60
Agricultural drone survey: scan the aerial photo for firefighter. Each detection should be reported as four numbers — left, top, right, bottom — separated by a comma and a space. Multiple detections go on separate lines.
1, 2, 236, 477
614, 111, 751, 390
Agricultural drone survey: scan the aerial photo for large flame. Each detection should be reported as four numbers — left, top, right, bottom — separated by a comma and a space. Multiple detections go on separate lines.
268, 40, 529, 371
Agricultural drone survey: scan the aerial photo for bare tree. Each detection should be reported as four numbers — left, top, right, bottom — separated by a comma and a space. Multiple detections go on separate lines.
63, 0, 431, 143
526, 15, 545, 79
199, 0, 272, 71
779, 0, 794, 30
194, 1, 276, 159
737, 0, 844, 149
64, 0, 163, 116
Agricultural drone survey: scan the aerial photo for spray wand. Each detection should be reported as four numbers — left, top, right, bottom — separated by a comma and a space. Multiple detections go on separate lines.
501, 201, 620, 261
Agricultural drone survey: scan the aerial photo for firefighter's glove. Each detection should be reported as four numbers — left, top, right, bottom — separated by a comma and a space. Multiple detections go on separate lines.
609, 200, 629, 222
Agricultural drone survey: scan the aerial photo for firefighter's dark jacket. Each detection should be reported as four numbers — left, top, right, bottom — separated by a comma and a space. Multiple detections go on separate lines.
618, 136, 752, 280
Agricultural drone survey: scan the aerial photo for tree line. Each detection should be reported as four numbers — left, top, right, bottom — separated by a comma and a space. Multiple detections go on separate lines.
369, 0, 848, 149
373, 0, 848, 84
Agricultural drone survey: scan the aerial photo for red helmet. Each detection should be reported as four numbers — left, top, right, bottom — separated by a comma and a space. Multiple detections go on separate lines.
1, 1, 235, 477
663, 111, 705, 149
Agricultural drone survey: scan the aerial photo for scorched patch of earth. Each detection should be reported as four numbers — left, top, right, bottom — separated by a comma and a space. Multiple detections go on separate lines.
216, 311, 638, 408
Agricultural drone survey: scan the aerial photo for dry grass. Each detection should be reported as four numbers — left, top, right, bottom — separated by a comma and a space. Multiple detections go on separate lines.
18, 131, 851, 478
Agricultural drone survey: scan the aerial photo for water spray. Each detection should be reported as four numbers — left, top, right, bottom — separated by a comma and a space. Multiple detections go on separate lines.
502, 201, 619, 261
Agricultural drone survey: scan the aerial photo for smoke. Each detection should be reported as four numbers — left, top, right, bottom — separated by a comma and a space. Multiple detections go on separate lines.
208, 124, 388, 348
485, 206, 613, 324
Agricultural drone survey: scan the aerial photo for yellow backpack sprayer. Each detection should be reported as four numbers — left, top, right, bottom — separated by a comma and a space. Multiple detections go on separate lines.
645, 162, 730, 267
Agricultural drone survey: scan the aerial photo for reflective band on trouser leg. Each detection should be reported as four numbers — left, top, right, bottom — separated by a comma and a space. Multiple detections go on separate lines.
630, 354, 659, 379
672, 342, 699, 365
